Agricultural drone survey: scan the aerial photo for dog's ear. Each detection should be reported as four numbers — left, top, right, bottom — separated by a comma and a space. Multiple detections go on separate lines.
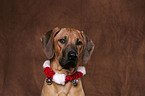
82, 34, 95, 64
40, 27, 60, 59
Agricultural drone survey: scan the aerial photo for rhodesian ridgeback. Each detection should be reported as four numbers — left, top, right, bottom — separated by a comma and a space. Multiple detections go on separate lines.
41, 27, 94, 96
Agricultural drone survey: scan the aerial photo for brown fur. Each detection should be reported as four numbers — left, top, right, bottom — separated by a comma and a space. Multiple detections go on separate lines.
41, 27, 94, 96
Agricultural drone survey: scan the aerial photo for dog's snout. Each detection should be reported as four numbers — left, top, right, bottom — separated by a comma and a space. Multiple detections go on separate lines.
59, 47, 78, 69
68, 51, 77, 60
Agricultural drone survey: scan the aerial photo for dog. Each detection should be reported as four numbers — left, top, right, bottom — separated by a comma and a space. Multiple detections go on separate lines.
40, 27, 94, 96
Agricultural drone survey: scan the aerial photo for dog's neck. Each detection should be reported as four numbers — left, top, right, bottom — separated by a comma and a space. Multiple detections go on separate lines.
50, 58, 77, 75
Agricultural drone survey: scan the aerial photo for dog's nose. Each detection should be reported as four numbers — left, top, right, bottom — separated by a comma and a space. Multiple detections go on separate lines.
68, 51, 77, 60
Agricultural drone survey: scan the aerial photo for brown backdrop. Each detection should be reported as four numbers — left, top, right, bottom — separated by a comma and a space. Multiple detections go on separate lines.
0, 0, 145, 96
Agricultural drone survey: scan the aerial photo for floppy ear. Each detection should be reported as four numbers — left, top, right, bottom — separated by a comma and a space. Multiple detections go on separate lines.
40, 27, 60, 59
82, 35, 95, 64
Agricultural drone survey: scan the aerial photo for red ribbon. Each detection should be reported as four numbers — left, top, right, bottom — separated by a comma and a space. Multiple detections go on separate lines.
43, 67, 55, 78
43, 67, 83, 83
65, 72, 83, 83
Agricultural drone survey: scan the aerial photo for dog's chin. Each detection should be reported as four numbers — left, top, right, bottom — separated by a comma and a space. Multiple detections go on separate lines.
59, 60, 77, 75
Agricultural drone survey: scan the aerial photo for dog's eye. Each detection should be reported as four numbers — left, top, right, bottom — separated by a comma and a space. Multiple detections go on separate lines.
58, 39, 66, 44
76, 41, 82, 46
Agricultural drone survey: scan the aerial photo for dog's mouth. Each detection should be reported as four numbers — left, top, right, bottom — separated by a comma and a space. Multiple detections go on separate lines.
59, 59, 78, 70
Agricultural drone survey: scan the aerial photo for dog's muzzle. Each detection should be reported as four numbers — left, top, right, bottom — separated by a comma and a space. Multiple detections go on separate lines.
59, 48, 78, 69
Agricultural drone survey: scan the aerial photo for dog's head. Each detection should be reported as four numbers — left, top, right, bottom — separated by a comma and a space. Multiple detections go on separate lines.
41, 27, 94, 74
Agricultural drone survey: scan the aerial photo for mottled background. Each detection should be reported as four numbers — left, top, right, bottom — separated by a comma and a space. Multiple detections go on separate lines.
0, 0, 145, 96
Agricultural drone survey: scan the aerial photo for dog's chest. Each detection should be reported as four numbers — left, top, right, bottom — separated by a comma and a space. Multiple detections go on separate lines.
53, 82, 72, 95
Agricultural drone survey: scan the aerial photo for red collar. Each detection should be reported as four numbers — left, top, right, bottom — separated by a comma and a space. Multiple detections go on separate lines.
43, 60, 86, 85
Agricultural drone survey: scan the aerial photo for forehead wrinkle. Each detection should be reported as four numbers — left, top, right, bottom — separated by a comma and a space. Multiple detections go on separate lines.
67, 32, 82, 45
71, 31, 83, 41
55, 29, 69, 39
55, 28, 83, 42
